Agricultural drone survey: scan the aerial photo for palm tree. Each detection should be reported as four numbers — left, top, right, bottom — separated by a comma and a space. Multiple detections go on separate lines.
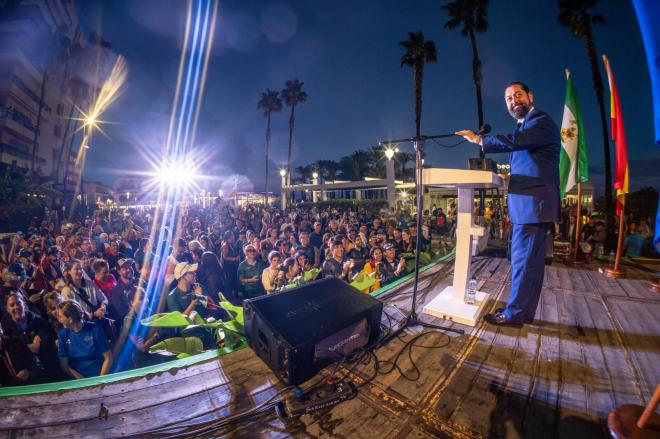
315, 159, 341, 181
442, 0, 488, 158
395, 151, 416, 180
257, 89, 283, 205
339, 151, 373, 181
400, 32, 437, 138
281, 79, 308, 180
294, 164, 313, 184
558, 0, 613, 242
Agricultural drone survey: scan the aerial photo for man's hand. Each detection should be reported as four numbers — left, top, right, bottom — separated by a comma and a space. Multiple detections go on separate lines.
455, 130, 482, 145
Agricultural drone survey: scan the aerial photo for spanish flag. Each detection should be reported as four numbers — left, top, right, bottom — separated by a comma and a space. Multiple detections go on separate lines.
602, 55, 629, 216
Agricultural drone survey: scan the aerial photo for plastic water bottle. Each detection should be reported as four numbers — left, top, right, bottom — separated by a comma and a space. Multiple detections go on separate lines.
608, 250, 615, 267
465, 276, 477, 305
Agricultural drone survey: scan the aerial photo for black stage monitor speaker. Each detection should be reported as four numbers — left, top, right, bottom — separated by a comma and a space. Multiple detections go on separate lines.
469, 157, 497, 172
243, 277, 383, 385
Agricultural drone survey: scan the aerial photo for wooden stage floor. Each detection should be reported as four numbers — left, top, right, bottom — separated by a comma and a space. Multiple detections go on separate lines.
1, 256, 658, 438
224, 257, 659, 439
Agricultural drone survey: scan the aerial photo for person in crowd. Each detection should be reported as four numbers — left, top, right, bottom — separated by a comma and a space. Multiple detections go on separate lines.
42, 291, 63, 337
296, 231, 319, 267
262, 251, 283, 294
401, 229, 415, 254
624, 222, 646, 257
323, 240, 350, 281
1, 263, 41, 317
237, 244, 265, 300
120, 287, 166, 369
166, 262, 219, 347
105, 240, 124, 273
61, 260, 109, 327
40, 245, 63, 293
278, 257, 301, 290
165, 238, 192, 286
363, 246, 383, 292
319, 233, 333, 264
198, 251, 226, 303
379, 243, 407, 285
309, 222, 324, 249
57, 300, 112, 378
220, 231, 240, 296
2, 292, 60, 382
108, 258, 137, 328
92, 259, 117, 299
167, 262, 206, 317
294, 251, 313, 275
0, 318, 34, 386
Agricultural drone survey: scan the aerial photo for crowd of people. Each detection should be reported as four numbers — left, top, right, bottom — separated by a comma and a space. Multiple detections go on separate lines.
0, 201, 443, 386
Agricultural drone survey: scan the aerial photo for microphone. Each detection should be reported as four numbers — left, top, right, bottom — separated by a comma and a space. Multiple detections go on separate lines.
476, 124, 491, 135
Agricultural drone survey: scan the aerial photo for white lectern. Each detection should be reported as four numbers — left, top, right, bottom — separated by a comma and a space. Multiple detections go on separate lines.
421, 168, 504, 326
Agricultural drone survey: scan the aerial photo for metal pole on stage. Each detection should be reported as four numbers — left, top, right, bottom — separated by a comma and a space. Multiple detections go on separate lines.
603, 195, 626, 278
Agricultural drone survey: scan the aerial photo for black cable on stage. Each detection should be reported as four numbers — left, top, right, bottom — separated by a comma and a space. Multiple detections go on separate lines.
138, 274, 458, 437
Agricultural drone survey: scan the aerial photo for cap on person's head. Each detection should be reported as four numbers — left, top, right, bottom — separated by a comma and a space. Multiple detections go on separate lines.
117, 258, 135, 269
7, 262, 28, 279
346, 249, 362, 259
46, 245, 61, 256
382, 243, 395, 251
174, 262, 198, 280
18, 248, 33, 259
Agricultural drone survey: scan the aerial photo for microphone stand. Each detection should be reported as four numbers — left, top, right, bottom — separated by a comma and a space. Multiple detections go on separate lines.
381, 133, 465, 337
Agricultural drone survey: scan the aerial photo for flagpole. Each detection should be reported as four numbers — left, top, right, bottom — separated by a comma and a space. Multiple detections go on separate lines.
574, 181, 582, 260
603, 195, 626, 278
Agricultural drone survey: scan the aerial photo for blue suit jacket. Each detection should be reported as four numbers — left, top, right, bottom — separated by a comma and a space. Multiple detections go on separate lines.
482, 109, 560, 224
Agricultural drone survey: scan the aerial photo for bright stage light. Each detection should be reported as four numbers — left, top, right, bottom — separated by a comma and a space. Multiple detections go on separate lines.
384, 148, 396, 160
155, 163, 199, 187
279, 168, 287, 177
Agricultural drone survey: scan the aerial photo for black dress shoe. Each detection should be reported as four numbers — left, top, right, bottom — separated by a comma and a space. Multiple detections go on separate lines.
495, 308, 534, 324
484, 311, 524, 327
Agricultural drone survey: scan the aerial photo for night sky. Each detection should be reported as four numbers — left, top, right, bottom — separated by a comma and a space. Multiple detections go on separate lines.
77, 0, 659, 195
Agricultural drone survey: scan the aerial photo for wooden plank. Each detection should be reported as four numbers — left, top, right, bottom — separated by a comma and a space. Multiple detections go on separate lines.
568, 293, 616, 420
584, 296, 643, 409
554, 290, 593, 438
565, 267, 594, 295
522, 289, 561, 439
617, 278, 659, 301
491, 307, 541, 437
544, 266, 561, 290
0, 367, 228, 429
0, 356, 222, 409
606, 298, 660, 402
586, 270, 629, 298
447, 318, 522, 435
423, 278, 505, 420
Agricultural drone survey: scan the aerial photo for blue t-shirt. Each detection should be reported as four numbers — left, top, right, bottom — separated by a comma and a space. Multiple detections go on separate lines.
58, 321, 110, 377
624, 233, 646, 257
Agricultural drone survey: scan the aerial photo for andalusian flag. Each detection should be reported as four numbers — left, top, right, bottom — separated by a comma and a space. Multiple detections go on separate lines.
559, 70, 589, 197
603, 55, 629, 216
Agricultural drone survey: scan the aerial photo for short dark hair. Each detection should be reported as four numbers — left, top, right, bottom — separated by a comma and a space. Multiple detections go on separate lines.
507, 81, 530, 93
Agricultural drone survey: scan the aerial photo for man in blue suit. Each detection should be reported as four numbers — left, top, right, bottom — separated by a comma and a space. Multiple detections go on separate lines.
457, 82, 560, 326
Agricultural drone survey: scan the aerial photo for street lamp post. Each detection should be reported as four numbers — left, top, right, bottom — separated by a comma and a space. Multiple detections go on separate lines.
280, 169, 287, 209
312, 171, 319, 203
385, 148, 396, 207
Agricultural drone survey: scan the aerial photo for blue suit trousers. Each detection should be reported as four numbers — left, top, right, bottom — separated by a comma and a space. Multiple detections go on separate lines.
504, 223, 550, 322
